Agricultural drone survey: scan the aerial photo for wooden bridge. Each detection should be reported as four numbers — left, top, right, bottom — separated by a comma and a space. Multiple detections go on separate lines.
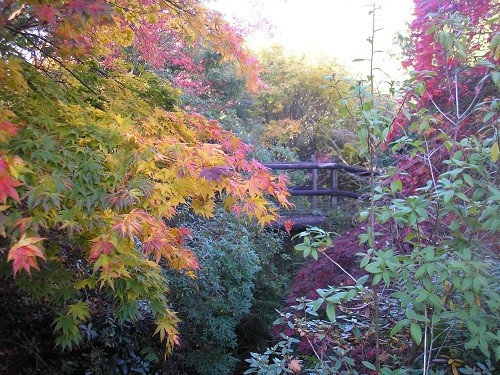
263, 157, 372, 230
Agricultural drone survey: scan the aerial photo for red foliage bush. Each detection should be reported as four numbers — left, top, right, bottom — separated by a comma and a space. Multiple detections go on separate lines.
274, 223, 415, 356
388, 0, 498, 192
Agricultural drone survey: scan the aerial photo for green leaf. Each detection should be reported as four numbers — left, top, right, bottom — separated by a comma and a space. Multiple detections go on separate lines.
390, 180, 402, 192
415, 289, 429, 303
359, 232, 370, 244
427, 293, 442, 309
461, 247, 472, 261
415, 81, 426, 96
492, 71, 500, 86
117, 302, 139, 321
443, 190, 454, 203
382, 271, 391, 287
68, 301, 90, 321
311, 298, 324, 312
362, 361, 377, 371
391, 319, 410, 336
462, 173, 474, 186
365, 262, 382, 274
491, 141, 499, 162
311, 249, 318, 260
406, 309, 429, 322
410, 322, 423, 345
360, 255, 370, 268
465, 336, 479, 349
356, 275, 369, 286
326, 303, 336, 323
344, 288, 358, 300
483, 111, 496, 122
372, 273, 382, 285
425, 24, 439, 35
378, 207, 392, 222
415, 265, 427, 279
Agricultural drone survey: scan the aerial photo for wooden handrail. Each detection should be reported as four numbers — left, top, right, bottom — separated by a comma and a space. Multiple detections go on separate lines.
288, 188, 360, 199
264, 158, 371, 213
263, 162, 376, 175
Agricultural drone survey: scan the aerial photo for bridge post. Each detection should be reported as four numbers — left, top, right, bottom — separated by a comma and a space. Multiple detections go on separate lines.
311, 155, 318, 214
331, 156, 339, 209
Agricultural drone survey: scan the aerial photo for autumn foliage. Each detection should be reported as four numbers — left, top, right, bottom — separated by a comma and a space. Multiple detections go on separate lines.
0, 0, 289, 353
389, 0, 499, 191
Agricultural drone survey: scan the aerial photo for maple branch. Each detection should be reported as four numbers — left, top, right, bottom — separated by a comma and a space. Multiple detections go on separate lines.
33, 31, 146, 97
316, 129, 351, 165
7, 4, 26, 21
2, 2, 38, 37
163, 0, 197, 16
9, 29, 157, 101
23, 43, 99, 96
112, 0, 196, 17
1, 338, 55, 373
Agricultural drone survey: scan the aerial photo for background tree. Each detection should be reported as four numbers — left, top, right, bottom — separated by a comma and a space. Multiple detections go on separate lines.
256, 46, 354, 161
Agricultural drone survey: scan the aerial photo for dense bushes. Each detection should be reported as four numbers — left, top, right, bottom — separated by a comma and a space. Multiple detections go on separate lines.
165, 209, 298, 375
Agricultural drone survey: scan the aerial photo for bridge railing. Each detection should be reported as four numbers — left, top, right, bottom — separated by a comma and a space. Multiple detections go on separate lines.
263, 157, 373, 216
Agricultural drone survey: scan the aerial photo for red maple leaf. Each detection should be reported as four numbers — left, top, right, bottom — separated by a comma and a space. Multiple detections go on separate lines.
0, 169, 22, 203
34, 4, 58, 24
89, 238, 115, 263
14, 217, 32, 235
0, 121, 18, 142
284, 219, 294, 235
7, 236, 46, 276
113, 209, 153, 240
0, 158, 8, 173
199, 166, 231, 182
67, 0, 111, 17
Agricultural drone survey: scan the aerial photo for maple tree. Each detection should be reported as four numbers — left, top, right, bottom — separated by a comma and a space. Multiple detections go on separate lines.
0, 0, 290, 354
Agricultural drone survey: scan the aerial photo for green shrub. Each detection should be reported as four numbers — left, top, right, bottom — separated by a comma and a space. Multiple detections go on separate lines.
165, 209, 294, 375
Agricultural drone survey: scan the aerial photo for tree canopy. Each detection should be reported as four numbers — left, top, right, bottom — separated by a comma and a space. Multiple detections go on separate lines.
256, 46, 353, 160
0, 0, 290, 352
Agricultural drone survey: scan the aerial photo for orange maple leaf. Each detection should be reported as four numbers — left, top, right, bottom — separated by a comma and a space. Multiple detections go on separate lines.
7, 235, 46, 276
247, 170, 272, 196
113, 209, 153, 240
14, 217, 32, 235
288, 358, 302, 373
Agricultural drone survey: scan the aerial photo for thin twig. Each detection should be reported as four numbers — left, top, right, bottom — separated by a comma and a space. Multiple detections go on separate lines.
428, 96, 457, 126
322, 252, 357, 283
